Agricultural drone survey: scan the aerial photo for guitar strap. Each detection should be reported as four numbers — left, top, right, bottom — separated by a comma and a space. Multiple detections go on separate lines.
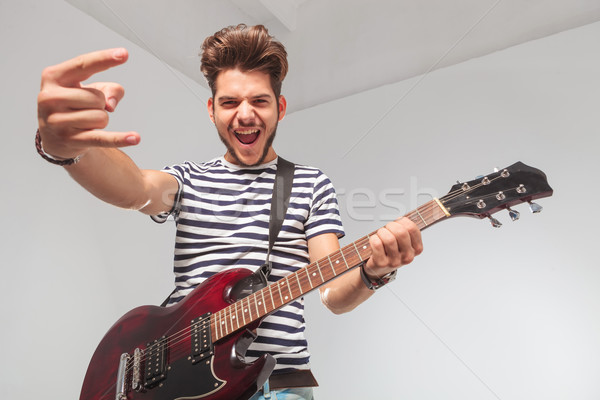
160, 157, 295, 307
260, 156, 295, 280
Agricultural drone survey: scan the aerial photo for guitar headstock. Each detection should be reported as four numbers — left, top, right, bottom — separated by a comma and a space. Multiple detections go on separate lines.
439, 162, 553, 227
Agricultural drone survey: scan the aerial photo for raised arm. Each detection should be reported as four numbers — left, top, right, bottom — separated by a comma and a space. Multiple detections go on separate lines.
37, 48, 177, 215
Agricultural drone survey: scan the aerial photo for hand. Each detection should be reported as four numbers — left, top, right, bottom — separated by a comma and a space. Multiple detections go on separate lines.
37, 48, 140, 159
364, 217, 423, 279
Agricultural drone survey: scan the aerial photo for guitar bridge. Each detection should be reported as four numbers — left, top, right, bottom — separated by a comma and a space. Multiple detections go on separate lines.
190, 313, 213, 364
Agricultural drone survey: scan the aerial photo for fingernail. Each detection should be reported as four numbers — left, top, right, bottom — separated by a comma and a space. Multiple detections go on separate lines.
126, 135, 139, 145
113, 48, 127, 60
107, 98, 117, 111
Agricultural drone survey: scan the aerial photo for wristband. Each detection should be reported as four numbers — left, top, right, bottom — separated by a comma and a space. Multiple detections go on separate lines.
360, 264, 397, 290
35, 129, 82, 166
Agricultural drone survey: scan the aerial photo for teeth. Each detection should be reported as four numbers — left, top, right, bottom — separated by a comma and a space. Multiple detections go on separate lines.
234, 129, 259, 135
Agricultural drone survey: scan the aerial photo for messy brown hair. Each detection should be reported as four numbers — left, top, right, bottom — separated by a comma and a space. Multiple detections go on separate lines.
200, 24, 288, 98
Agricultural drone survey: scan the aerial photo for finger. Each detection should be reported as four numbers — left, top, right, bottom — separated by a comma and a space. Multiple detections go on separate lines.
384, 221, 416, 260
38, 86, 107, 116
46, 109, 110, 131
396, 217, 423, 256
365, 234, 386, 276
367, 229, 399, 271
41, 48, 128, 88
85, 82, 125, 112
67, 129, 141, 149
380, 225, 407, 265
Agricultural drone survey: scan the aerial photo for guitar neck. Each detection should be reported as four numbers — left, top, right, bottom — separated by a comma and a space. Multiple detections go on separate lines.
210, 198, 450, 342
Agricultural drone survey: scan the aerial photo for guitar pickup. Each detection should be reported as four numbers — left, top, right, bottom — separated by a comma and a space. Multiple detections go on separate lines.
144, 335, 168, 389
190, 313, 213, 364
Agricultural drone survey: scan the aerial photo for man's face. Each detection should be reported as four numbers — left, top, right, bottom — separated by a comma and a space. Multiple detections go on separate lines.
208, 68, 286, 167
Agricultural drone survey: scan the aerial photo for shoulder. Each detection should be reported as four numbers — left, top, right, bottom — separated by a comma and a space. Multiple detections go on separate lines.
290, 163, 332, 182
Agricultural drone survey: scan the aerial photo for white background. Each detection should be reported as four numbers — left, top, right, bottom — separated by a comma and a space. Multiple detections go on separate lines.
1, 1, 599, 399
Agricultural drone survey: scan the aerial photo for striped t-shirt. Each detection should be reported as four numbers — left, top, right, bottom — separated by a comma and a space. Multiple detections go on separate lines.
152, 156, 345, 372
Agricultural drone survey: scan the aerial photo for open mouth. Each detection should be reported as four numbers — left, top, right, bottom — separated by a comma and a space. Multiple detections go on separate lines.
234, 129, 260, 145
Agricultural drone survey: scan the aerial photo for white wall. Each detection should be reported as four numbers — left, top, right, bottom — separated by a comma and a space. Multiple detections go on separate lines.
1, 1, 599, 399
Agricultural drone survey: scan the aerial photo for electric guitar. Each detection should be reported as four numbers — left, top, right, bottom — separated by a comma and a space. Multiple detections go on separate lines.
80, 161, 553, 400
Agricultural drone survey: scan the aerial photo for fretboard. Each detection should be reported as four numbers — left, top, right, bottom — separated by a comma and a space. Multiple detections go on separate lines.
210, 198, 450, 342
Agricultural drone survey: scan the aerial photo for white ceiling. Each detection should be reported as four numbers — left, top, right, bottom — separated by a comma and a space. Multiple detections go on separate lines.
66, 0, 600, 113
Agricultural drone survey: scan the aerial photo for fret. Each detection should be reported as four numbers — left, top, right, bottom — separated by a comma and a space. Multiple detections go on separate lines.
414, 208, 428, 227
234, 301, 240, 330
223, 307, 230, 336
214, 315, 219, 342
327, 255, 337, 276
239, 303, 244, 327
219, 310, 224, 339
260, 288, 268, 314
295, 272, 303, 296
244, 296, 252, 324
305, 266, 313, 289
220, 308, 226, 337
226, 305, 233, 335
352, 241, 364, 262
243, 296, 249, 324
285, 277, 293, 300
253, 292, 260, 318
339, 248, 349, 270
212, 312, 217, 340
275, 280, 284, 307
239, 299, 245, 326
267, 286, 275, 313
315, 260, 325, 283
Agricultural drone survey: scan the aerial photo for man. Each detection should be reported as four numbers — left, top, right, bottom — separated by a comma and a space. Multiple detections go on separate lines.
37, 24, 422, 399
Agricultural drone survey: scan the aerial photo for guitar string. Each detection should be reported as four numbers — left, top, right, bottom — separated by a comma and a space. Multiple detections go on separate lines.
442, 173, 514, 201
121, 204, 442, 372
119, 234, 383, 380
119, 177, 510, 366
115, 177, 515, 386
118, 241, 375, 375
119, 204, 455, 379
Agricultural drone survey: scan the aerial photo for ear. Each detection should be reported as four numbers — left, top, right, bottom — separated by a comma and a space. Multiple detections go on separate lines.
207, 98, 215, 123
278, 95, 287, 121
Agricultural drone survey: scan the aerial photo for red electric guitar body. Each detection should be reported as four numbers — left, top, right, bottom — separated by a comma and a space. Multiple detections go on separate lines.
81, 268, 274, 400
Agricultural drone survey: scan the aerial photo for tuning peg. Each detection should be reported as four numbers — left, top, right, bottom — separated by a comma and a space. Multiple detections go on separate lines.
528, 201, 543, 213
507, 207, 520, 221
488, 216, 502, 228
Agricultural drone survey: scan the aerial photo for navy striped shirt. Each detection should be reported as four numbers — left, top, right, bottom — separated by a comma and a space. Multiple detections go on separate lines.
153, 156, 344, 372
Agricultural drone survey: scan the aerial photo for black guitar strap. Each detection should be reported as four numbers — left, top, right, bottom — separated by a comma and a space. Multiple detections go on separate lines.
260, 156, 295, 279
160, 157, 295, 306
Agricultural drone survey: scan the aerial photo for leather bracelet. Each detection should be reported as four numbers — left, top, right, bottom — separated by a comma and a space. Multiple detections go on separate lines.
35, 129, 81, 166
360, 264, 397, 290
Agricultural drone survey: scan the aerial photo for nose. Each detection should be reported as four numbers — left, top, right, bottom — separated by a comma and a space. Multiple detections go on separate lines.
236, 100, 255, 123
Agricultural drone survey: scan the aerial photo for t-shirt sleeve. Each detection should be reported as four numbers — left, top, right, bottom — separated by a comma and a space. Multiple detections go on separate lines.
150, 164, 186, 224
304, 170, 345, 240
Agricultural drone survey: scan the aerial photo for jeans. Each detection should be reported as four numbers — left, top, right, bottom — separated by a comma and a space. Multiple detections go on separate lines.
249, 386, 314, 400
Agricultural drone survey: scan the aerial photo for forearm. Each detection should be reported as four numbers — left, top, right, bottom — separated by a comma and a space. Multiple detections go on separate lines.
319, 268, 374, 314
308, 233, 375, 314
64, 147, 173, 214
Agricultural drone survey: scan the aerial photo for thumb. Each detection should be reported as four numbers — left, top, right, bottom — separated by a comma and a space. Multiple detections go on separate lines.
85, 82, 125, 112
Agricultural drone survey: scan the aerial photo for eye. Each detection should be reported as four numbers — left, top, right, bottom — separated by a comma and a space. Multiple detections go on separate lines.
220, 100, 238, 107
